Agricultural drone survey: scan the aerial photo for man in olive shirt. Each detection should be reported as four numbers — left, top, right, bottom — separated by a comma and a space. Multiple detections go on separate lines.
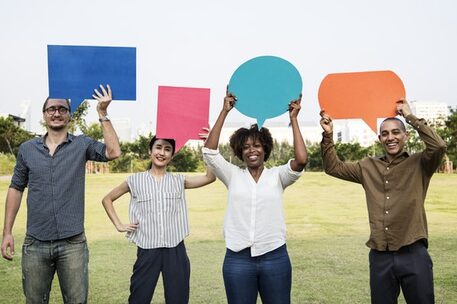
320, 99, 446, 304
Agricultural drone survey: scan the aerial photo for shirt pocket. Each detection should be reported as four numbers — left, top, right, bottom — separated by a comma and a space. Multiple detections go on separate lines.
134, 194, 155, 214
163, 191, 182, 214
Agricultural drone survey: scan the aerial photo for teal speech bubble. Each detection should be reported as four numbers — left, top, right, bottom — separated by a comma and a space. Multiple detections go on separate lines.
228, 56, 302, 128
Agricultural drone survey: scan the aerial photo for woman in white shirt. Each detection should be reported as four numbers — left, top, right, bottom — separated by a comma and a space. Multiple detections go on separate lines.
203, 89, 308, 304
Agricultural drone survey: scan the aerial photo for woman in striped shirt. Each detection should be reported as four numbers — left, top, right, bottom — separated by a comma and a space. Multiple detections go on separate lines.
102, 135, 215, 304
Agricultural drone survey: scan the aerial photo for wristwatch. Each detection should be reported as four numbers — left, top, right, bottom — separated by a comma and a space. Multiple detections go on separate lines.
99, 115, 111, 122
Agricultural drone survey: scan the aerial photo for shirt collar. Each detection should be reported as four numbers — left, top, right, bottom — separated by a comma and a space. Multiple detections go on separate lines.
379, 150, 410, 164
37, 133, 74, 146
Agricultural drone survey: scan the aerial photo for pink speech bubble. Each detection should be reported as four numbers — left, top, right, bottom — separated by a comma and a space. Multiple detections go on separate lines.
156, 86, 210, 152
318, 71, 405, 133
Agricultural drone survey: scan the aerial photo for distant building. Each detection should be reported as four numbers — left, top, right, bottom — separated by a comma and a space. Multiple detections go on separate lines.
20, 101, 32, 131
0, 113, 27, 129
332, 119, 378, 147
219, 121, 323, 145
410, 100, 449, 125
111, 118, 132, 142
329, 100, 450, 147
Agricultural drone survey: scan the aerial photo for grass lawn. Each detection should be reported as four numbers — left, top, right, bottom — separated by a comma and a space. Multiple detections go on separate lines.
1, 172, 456, 303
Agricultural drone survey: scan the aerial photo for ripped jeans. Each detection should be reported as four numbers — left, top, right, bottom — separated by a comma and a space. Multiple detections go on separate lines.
21, 232, 89, 304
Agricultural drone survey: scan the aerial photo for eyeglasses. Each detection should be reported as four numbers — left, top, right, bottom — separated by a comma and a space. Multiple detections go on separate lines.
44, 106, 69, 115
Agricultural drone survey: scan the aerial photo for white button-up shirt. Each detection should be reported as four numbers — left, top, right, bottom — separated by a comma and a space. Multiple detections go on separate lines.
203, 147, 303, 256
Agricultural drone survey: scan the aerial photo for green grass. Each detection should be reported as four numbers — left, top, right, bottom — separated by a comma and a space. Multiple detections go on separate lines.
1, 172, 456, 303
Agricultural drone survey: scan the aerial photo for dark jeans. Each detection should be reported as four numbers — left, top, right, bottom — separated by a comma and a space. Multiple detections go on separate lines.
21, 232, 89, 304
128, 241, 190, 304
223, 244, 291, 304
369, 240, 434, 304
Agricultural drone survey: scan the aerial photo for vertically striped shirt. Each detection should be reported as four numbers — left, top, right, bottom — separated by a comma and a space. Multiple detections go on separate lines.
126, 171, 189, 249
10, 134, 107, 241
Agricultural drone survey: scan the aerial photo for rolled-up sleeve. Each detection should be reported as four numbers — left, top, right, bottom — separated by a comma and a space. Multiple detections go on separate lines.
84, 136, 108, 162
10, 146, 29, 192
278, 159, 303, 188
202, 147, 236, 187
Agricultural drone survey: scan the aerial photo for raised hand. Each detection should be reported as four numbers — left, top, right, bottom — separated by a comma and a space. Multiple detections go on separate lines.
289, 94, 302, 120
223, 85, 236, 112
396, 98, 412, 117
319, 110, 333, 134
93, 84, 112, 115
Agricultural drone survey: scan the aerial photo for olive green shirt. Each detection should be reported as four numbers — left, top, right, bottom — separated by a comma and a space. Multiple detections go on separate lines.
321, 114, 447, 251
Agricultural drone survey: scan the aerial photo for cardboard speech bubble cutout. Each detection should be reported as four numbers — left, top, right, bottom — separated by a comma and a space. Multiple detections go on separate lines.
228, 56, 302, 128
48, 45, 136, 111
318, 70, 405, 133
156, 86, 210, 152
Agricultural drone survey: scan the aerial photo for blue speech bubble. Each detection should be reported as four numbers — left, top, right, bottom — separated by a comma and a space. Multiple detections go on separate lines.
48, 45, 136, 111
228, 56, 302, 128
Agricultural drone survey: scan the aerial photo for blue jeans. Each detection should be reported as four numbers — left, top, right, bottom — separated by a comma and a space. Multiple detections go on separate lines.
21, 233, 89, 304
223, 244, 291, 304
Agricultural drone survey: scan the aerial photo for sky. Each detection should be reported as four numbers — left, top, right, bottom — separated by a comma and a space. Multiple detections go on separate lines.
1, 0, 456, 136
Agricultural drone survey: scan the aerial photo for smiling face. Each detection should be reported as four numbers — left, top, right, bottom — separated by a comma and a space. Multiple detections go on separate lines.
42, 98, 71, 131
149, 139, 174, 168
241, 137, 265, 169
378, 119, 408, 161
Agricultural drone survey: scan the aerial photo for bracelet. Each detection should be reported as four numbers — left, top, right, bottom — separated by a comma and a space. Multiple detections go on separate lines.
99, 115, 111, 122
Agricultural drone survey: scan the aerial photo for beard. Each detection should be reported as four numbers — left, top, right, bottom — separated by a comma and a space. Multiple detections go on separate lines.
47, 120, 69, 131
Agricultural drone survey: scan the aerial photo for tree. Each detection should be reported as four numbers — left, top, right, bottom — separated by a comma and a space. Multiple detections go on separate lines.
405, 125, 425, 153
169, 146, 200, 172
109, 143, 135, 173
306, 143, 323, 171
335, 142, 370, 162
439, 107, 457, 169
68, 101, 90, 134
84, 123, 103, 141
126, 134, 153, 160
0, 116, 35, 156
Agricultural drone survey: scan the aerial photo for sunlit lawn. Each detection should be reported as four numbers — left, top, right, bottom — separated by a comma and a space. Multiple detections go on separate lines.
1, 172, 456, 303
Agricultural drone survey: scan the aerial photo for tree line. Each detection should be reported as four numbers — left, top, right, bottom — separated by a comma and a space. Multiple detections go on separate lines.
1, 104, 457, 174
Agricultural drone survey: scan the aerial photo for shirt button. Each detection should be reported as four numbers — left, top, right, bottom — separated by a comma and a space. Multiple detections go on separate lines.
387, 167, 390, 170
387, 196, 390, 199
385, 180, 389, 184
385, 210, 389, 214
385, 227, 389, 231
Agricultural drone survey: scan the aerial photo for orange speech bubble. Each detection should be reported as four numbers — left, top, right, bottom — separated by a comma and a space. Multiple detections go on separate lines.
318, 71, 405, 133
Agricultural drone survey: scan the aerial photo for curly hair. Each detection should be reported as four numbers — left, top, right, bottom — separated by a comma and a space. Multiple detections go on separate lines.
229, 124, 273, 161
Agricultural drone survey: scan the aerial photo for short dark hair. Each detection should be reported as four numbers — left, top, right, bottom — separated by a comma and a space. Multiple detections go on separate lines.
149, 136, 176, 155
379, 117, 406, 133
229, 124, 273, 161
42, 97, 71, 113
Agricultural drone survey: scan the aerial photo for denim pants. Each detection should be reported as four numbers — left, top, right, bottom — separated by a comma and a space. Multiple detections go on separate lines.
128, 241, 190, 304
21, 232, 89, 304
223, 244, 291, 304
369, 240, 434, 304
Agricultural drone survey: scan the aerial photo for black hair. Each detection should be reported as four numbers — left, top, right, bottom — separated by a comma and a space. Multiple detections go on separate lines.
379, 117, 406, 133
149, 136, 176, 155
42, 97, 71, 113
229, 124, 273, 161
